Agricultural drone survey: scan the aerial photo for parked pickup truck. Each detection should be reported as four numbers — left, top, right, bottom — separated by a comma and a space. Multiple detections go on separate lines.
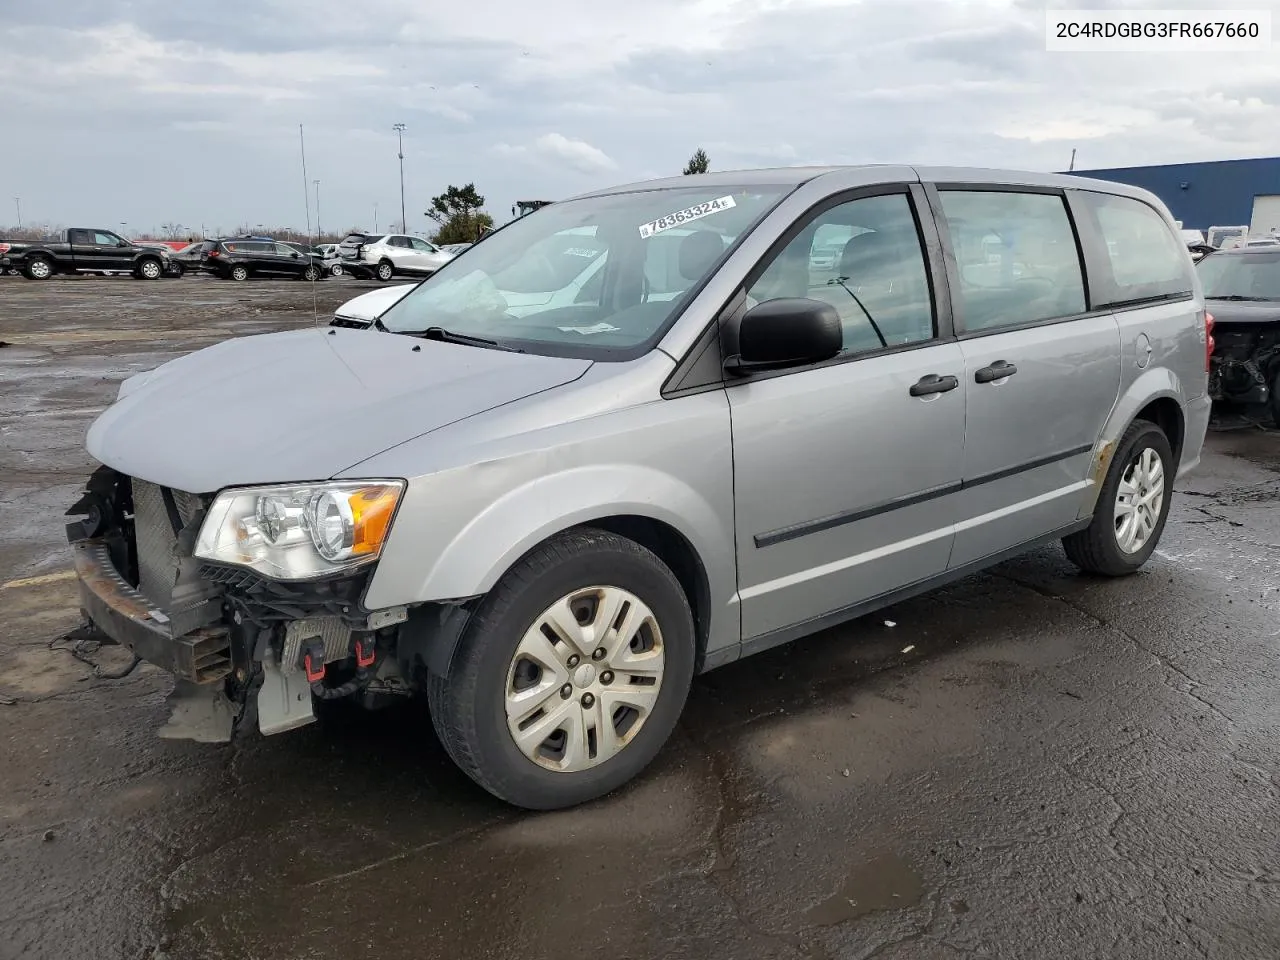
0, 228, 171, 280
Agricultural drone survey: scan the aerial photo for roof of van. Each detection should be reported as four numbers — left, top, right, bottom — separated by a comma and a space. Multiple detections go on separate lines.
569, 165, 1161, 203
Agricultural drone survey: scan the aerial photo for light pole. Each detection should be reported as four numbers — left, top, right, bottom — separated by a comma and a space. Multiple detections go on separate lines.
313, 180, 322, 241
373, 202, 378, 233
392, 123, 406, 232
13, 197, 21, 230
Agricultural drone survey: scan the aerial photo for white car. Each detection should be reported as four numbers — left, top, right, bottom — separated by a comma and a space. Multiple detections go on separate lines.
337, 233, 455, 282
332, 282, 418, 327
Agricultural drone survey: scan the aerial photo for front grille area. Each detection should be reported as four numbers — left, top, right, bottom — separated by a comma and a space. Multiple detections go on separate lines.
130, 478, 222, 637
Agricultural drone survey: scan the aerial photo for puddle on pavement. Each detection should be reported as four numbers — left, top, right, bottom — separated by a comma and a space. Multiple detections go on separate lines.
803, 852, 925, 926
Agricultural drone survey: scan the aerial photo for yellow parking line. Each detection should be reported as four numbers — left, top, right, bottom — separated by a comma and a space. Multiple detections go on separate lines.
0, 570, 76, 590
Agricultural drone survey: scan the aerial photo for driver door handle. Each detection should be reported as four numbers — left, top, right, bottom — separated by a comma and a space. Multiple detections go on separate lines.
909, 374, 959, 397
975, 360, 1018, 383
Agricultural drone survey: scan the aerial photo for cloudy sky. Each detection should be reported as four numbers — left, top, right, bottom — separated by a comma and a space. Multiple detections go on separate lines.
1, 0, 1278, 237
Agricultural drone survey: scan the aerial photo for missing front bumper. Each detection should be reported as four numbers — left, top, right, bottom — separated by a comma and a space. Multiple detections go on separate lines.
71, 540, 232, 684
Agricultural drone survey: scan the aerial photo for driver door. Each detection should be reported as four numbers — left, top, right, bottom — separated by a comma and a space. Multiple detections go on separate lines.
726, 186, 968, 646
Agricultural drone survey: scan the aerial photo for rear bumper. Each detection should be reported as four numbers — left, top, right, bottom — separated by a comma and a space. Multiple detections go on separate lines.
71, 539, 232, 684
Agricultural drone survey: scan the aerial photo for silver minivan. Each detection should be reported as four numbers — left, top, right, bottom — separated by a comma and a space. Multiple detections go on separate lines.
69, 166, 1212, 809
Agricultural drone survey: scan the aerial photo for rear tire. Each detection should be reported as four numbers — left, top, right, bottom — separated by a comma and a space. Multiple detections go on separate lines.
376, 260, 394, 282
24, 256, 53, 280
427, 527, 695, 810
1063, 420, 1174, 576
230, 265, 249, 282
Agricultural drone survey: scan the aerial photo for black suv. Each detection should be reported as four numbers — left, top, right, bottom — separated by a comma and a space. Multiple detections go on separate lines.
200, 237, 325, 281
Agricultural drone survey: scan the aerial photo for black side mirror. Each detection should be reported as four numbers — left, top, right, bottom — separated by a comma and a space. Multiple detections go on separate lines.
724, 298, 842, 375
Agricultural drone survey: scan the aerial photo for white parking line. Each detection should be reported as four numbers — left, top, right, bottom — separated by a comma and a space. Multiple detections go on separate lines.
0, 570, 76, 590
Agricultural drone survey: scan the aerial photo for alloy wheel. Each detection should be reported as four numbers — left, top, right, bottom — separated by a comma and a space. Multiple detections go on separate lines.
1114, 446, 1165, 554
505, 585, 665, 773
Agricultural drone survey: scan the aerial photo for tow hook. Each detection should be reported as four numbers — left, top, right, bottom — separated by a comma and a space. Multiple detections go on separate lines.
355, 635, 377, 671
300, 640, 326, 683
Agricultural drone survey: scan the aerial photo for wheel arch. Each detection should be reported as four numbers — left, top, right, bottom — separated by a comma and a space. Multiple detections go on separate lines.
369, 467, 736, 676
1080, 367, 1188, 519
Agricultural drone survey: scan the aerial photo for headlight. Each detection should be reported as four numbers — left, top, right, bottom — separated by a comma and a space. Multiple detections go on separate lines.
194, 480, 405, 580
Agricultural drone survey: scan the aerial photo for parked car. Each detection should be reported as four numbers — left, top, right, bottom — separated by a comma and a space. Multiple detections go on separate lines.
68, 166, 1209, 810
0, 228, 170, 280
167, 242, 207, 271
1198, 245, 1280, 424
282, 241, 345, 277
331, 282, 418, 327
337, 232, 454, 281
199, 238, 326, 281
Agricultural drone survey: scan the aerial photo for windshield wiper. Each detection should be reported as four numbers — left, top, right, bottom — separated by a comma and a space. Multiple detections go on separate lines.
1210, 294, 1272, 301
411, 326, 524, 352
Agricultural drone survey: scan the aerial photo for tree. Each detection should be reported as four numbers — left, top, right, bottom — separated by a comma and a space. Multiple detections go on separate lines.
426, 183, 494, 244
683, 148, 710, 175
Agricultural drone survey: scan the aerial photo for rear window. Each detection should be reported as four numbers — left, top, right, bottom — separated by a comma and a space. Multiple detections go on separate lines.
1078, 191, 1193, 306
342, 233, 378, 244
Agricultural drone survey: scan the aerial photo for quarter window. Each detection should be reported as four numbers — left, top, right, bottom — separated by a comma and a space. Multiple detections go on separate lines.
937, 190, 1086, 333
1077, 191, 1193, 305
745, 192, 936, 355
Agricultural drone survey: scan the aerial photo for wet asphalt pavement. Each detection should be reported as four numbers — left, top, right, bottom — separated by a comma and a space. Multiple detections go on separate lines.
1, 276, 1278, 960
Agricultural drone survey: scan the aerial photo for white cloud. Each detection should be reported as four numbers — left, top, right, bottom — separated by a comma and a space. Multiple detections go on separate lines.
495, 133, 618, 174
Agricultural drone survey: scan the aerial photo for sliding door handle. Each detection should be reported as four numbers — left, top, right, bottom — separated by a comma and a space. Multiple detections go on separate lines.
975, 360, 1018, 383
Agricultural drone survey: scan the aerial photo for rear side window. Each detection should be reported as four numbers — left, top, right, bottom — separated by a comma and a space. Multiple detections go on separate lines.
1077, 191, 1193, 306
937, 190, 1087, 333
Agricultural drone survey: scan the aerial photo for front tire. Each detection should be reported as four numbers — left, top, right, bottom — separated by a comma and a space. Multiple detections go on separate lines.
1063, 420, 1174, 576
302, 265, 321, 281
428, 528, 695, 810
329, 263, 344, 277
375, 260, 394, 282
137, 257, 163, 280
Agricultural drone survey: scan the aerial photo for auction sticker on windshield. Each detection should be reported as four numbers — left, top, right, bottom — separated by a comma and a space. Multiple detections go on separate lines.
639, 196, 737, 238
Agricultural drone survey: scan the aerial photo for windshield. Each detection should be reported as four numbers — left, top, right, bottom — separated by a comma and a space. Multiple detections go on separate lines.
1197, 252, 1280, 300
377, 185, 791, 358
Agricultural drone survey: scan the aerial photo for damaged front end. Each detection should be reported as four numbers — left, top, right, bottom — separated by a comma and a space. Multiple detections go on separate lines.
66, 467, 439, 743
1209, 322, 1280, 409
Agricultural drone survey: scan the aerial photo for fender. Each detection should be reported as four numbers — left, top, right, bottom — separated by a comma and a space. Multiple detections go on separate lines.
363, 463, 738, 645
1079, 365, 1186, 519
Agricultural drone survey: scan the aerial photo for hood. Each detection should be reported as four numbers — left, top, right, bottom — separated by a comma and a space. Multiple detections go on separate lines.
1206, 298, 1280, 325
87, 327, 592, 492
333, 283, 416, 324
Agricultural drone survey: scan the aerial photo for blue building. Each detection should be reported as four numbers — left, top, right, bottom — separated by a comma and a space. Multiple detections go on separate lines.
1069, 156, 1280, 235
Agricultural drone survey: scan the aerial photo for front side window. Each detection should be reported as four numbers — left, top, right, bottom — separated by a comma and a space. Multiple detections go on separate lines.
1079, 191, 1193, 305
937, 190, 1087, 332
744, 192, 936, 355
275, 243, 298, 256
93, 231, 121, 246
1196, 252, 1280, 300
378, 185, 790, 358
409, 238, 436, 252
